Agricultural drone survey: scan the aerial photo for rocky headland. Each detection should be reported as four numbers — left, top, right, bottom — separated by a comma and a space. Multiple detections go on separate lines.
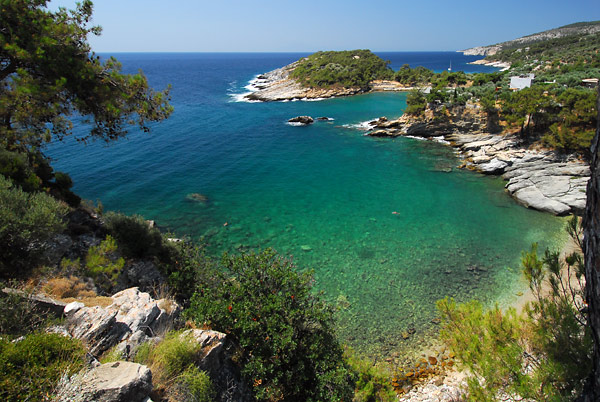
244, 61, 363, 102
366, 103, 589, 216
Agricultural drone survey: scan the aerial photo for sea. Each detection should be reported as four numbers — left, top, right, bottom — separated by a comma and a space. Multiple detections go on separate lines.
45, 52, 566, 360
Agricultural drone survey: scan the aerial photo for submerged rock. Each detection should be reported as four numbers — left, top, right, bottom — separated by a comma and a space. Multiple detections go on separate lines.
186, 193, 208, 203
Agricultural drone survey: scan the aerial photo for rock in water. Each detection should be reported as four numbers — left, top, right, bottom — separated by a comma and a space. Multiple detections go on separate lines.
55, 361, 152, 402
288, 116, 314, 125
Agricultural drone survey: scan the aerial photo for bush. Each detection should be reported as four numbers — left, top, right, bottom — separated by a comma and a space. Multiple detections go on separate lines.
0, 333, 86, 401
138, 331, 202, 386
164, 242, 218, 305
346, 350, 395, 402
289, 50, 393, 89
84, 235, 125, 292
104, 212, 177, 262
186, 249, 354, 402
172, 365, 216, 402
0, 175, 68, 278
134, 331, 215, 401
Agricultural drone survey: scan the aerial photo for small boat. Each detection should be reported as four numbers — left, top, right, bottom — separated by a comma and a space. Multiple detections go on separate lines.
448, 60, 452, 72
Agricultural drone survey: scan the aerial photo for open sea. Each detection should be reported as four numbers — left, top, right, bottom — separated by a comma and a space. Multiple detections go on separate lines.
45, 52, 566, 360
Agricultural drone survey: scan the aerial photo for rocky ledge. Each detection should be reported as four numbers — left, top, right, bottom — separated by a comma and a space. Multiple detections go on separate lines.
366, 104, 589, 216
244, 61, 363, 102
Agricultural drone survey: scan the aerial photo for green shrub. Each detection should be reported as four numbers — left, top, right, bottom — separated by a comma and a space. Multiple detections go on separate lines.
84, 235, 125, 291
134, 331, 216, 401
0, 175, 68, 278
138, 330, 202, 386
173, 365, 215, 402
346, 350, 395, 402
186, 249, 354, 402
165, 242, 218, 305
133, 341, 153, 365
99, 345, 126, 364
104, 212, 177, 262
0, 332, 86, 401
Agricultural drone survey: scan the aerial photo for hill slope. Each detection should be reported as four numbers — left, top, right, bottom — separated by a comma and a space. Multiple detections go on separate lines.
462, 21, 600, 56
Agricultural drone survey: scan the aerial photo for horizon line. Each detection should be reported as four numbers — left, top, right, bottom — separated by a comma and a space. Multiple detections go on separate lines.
93, 50, 466, 54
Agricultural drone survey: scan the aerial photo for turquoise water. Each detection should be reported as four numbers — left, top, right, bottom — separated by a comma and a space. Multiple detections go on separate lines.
46, 53, 565, 359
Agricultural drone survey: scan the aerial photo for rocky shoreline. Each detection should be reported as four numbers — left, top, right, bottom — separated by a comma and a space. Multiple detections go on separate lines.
468, 58, 511, 71
365, 103, 589, 216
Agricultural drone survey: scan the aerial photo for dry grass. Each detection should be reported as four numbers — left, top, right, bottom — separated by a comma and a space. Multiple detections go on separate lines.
41, 276, 112, 307
43, 276, 95, 299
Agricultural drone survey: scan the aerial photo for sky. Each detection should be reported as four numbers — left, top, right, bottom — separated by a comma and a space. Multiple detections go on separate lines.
48, 0, 600, 52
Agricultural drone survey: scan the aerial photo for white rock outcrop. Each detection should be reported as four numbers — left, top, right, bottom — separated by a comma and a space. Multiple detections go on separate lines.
66, 287, 180, 357
55, 361, 153, 402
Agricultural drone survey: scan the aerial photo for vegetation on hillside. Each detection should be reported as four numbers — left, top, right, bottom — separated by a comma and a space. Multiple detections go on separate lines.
186, 249, 356, 402
402, 41, 598, 156
289, 49, 394, 89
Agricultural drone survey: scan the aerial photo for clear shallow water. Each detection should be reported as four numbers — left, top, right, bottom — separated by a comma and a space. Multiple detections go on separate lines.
46, 53, 565, 359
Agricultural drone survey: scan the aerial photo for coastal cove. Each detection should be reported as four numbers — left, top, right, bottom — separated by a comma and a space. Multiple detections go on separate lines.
45, 52, 567, 360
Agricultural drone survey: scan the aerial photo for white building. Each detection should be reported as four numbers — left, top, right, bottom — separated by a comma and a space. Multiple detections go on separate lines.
510, 74, 535, 90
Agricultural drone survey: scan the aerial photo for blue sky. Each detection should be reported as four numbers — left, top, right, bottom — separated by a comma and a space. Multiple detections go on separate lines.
49, 0, 600, 52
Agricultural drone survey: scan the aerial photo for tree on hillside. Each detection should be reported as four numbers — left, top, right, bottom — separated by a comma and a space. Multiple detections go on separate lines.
0, 0, 172, 196
502, 86, 555, 140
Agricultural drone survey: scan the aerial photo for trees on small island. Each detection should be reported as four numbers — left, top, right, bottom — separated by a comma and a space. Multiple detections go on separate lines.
290, 50, 394, 89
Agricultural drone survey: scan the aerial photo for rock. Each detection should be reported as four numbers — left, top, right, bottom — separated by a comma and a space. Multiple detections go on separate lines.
55, 361, 152, 402
116, 260, 164, 293
41, 234, 73, 266
181, 329, 252, 402
245, 62, 363, 101
317, 116, 333, 121
512, 186, 571, 215
300, 245, 312, 252
288, 116, 314, 125
367, 129, 397, 137
67, 305, 120, 356
66, 287, 180, 357
182, 329, 227, 376
65, 301, 85, 315
2, 287, 66, 317
186, 193, 208, 203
